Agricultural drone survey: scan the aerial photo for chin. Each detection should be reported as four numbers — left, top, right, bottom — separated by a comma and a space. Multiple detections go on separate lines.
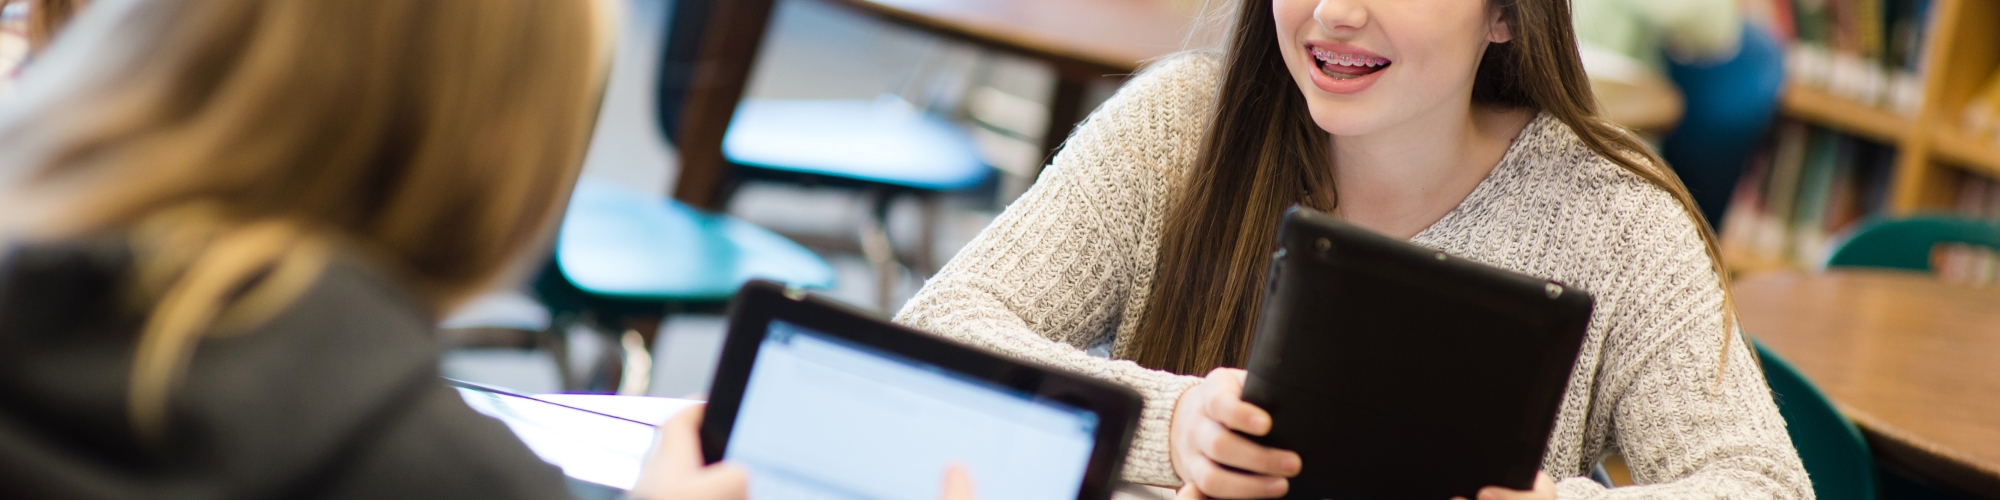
1302, 98, 1385, 137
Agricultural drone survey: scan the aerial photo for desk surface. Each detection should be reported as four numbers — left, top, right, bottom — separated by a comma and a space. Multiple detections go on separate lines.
827, 0, 1681, 132
823, 0, 1210, 77
1736, 270, 2000, 497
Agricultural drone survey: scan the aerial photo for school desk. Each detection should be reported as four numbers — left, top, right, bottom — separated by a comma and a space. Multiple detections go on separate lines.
1738, 270, 2000, 498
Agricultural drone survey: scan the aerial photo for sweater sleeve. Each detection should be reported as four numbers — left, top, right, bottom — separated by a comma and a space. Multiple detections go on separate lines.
1553, 188, 1812, 499
894, 54, 1220, 487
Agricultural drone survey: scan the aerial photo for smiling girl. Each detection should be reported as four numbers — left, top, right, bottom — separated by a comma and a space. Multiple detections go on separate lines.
895, 0, 1810, 498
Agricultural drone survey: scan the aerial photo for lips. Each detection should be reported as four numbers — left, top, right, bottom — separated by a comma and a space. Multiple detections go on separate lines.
1307, 44, 1390, 80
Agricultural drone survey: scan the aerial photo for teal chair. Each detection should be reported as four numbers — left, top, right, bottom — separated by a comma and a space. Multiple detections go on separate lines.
1756, 340, 1876, 500
535, 0, 834, 393
723, 96, 989, 309
1823, 216, 2000, 271
676, 0, 990, 310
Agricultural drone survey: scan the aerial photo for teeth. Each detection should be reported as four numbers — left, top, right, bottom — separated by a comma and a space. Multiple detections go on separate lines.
1309, 47, 1387, 67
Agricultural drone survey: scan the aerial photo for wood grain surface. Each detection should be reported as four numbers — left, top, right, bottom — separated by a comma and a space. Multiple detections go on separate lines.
821, 0, 1214, 79
1736, 270, 2000, 497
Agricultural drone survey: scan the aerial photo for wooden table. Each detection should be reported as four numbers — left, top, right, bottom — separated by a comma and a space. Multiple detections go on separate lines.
825, 0, 1684, 164
1736, 270, 2000, 498
821, 0, 1215, 163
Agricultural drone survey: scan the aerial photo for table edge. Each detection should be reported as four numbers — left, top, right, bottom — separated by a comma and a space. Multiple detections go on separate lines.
819, 0, 1156, 77
1842, 403, 2000, 497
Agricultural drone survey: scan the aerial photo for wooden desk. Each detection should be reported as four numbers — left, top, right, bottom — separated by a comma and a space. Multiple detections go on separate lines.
824, 0, 1682, 163
1736, 270, 2000, 497
821, 0, 1213, 162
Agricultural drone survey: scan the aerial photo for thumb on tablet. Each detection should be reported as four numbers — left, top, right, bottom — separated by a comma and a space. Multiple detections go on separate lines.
633, 405, 748, 500
940, 463, 976, 500
1202, 368, 1271, 436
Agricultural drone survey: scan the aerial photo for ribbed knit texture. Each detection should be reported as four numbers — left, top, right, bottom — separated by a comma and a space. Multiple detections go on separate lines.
895, 52, 1811, 498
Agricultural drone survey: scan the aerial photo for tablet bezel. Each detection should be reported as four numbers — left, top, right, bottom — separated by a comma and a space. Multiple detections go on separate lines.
1242, 206, 1595, 500
699, 280, 1143, 500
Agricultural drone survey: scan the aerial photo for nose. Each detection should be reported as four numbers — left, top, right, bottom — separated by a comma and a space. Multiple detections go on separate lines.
1314, 0, 1369, 34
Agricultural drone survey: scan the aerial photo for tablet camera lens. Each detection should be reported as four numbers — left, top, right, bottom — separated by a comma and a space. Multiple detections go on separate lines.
1545, 283, 1563, 299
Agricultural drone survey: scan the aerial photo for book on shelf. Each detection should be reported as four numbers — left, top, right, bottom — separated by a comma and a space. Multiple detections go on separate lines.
1756, 0, 1934, 115
1720, 120, 1896, 269
1937, 175, 2000, 286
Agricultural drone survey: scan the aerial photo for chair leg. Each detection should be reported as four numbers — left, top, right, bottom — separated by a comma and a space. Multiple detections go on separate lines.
540, 312, 581, 392
617, 315, 663, 396
616, 328, 653, 396
913, 192, 940, 276
860, 189, 901, 312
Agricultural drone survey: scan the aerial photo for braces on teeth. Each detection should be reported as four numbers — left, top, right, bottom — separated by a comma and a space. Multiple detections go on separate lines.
1310, 47, 1388, 67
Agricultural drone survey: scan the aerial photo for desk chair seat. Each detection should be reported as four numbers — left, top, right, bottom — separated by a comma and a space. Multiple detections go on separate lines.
1755, 340, 1876, 500
1823, 216, 2000, 271
722, 95, 990, 309
557, 178, 836, 301
725, 96, 988, 192
538, 178, 834, 392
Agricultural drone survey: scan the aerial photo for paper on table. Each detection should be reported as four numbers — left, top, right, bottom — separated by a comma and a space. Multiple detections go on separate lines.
458, 389, 701, 490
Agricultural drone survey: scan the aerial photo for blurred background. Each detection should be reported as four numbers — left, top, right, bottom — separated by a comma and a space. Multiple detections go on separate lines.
5, 0, 1999, 497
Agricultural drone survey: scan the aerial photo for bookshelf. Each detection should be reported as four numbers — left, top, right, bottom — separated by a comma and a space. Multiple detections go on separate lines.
1772, 0, 2000, 212
1777, 86, 1908, 144
1730, 0, 2000, 278
1932, 125, 2000, 178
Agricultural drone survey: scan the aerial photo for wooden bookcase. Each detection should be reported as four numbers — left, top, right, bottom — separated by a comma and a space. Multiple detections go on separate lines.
1777, 0, 2000, 212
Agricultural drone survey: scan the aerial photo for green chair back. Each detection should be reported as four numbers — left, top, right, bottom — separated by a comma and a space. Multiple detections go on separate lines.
1756, 340, 1876, 500
1824, 216, 2000, 271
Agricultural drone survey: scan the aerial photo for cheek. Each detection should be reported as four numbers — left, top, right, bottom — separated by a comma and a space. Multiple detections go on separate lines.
1272, 0, 1318, 27
1271, 0, 1320, 87
1379, 2, 1492, 91
1271, 0, 1317, 63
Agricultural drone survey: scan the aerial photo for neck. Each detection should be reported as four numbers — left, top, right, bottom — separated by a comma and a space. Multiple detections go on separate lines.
1330, 103, 1533, 239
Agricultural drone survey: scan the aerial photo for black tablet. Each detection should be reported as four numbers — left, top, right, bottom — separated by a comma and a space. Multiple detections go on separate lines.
1242, 207, 1594, 500
701, 280, 1143, 500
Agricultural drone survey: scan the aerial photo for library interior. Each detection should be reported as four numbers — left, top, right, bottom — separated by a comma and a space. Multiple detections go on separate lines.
1, 0, 1998, 499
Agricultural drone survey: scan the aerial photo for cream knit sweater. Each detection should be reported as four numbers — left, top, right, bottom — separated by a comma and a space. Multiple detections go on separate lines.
895, 53, 1810, 499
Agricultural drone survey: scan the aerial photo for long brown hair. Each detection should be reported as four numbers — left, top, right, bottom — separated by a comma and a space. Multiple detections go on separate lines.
0, 0, 615, 438
1126, 0, 1735, 376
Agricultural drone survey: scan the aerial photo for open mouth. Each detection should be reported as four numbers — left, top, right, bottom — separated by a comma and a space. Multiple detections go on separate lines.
1309, 45, 1391, 80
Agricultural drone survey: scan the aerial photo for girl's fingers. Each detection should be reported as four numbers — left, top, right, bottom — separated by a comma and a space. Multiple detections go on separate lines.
633, 405, 716, 499
651, 406, 709, 483
675, 464, 749, 500
1472, 472, 1558, 500
940, 464, 976, 500
1176, 485, 1208, 500
1182, 453, 1288, 499
1191, 420, 1301, 477
1201, 369, 1274, 436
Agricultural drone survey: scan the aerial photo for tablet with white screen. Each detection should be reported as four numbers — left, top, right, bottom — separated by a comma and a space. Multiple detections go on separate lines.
701, 280, 1143, 500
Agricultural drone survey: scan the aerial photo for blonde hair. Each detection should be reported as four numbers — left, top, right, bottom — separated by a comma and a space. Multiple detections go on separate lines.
0, 0, 616, 439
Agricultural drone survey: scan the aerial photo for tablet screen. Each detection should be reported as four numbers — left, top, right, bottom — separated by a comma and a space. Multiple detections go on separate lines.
726, 320, 1100, 500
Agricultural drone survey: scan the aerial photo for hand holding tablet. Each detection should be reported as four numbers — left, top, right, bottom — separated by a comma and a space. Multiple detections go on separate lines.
1168, 368, 1299, 499
1237, 207, 1591, 500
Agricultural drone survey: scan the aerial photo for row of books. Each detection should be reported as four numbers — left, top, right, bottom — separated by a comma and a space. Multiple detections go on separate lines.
1939, 175, 2000, 286
1721, 121, 1896, 268
1751, 0, 1934, 115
